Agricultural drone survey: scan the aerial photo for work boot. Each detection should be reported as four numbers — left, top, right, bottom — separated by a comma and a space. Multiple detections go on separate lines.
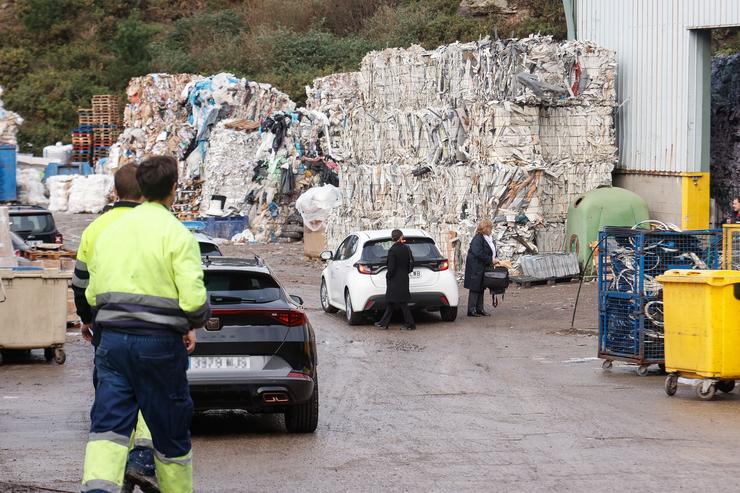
124, 447, 160, 493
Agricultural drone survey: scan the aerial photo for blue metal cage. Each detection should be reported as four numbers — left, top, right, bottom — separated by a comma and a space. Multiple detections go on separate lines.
598, 227, 723, 367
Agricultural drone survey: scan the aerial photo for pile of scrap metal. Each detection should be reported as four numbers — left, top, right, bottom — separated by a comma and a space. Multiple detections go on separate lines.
307, 35, 618, 270
0, 86, 22, 145
711, 53, 740, 220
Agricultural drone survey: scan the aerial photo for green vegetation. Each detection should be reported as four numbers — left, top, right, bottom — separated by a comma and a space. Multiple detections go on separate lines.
0, 0, 572, 153
0, 0, 733, 154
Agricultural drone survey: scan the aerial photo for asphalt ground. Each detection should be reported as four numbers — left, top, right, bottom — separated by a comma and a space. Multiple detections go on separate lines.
1, 213, 740, 492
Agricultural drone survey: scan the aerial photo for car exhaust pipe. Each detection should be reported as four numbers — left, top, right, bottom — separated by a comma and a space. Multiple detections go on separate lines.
262, 392, 290, 404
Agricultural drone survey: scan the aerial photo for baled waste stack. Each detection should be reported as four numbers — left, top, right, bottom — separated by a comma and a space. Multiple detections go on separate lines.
711, 53, 740, 218
308, 35, 617, 267
0, 86, 23, 145
107, 73, 338, 242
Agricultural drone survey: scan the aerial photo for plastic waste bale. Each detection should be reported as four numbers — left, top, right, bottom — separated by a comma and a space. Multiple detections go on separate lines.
295, 184, 341, 231
16, 169, 49, 207
47, 176, 75, 212
67, 175, 114, 214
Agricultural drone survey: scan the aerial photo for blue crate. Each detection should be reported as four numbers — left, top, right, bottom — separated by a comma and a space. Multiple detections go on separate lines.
44, 162, 93, 180
197, 216, 249, 240
597, 227, 722, 366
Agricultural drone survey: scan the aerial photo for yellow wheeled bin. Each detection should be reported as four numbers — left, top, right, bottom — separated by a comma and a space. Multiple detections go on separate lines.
657, 270, 740, 400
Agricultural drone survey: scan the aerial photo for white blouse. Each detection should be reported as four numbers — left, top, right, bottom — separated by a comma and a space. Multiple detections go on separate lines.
483, 234, 496, 261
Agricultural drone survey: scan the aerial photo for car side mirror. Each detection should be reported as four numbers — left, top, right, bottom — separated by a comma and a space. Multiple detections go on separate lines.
290, 295, 304, 306
320, 251, 333, 261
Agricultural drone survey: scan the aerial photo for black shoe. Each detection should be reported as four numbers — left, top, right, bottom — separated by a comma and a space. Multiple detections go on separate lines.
124, 447, 160, 493
467, 311, 482, 317
374, 322, 389, 330
123, 468, 160, 493
478, 310, 491, 317
400, 325, 416, 330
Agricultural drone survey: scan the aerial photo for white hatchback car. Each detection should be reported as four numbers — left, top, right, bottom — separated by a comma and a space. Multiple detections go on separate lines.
319, 229, 459, 325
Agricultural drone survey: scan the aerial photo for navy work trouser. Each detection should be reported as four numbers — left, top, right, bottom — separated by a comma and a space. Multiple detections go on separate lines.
82, 330, 193, 492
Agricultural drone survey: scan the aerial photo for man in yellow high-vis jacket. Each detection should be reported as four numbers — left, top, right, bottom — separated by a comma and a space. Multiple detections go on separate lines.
72, 163, 159, 492
81, 156, 209, 493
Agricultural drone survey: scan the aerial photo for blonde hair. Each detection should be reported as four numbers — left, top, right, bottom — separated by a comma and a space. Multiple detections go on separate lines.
476, 219, 493, 235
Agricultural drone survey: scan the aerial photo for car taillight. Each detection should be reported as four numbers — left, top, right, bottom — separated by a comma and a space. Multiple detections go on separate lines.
14, 250, 20, 257
440, 295, 449, 306
212, 308, 306, 327
357, 264, 373, 274
438, 260, 449, 271
271, 310, 306, 327
54, 233, 63, 244
287, 371, 312, 380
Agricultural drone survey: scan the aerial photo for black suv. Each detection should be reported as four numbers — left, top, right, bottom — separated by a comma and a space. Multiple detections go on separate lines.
188, 257, 318, 433
8, 205, 63, 245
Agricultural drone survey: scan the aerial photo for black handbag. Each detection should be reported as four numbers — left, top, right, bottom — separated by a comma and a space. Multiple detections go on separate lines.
483, 266, 509, 295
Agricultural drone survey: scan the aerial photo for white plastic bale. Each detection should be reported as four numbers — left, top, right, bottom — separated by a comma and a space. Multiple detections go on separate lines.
15, 169, 48, 207
47, 176, 74, 212
67, 175, 114, 214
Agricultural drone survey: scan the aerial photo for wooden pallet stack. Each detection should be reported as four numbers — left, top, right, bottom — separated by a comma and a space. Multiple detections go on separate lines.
91, 95, 121, 164
71, 108, 94, 163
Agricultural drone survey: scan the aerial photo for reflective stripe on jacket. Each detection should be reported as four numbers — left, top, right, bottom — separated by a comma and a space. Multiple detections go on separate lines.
86, 201, 209, 334
72, 203, 138, 324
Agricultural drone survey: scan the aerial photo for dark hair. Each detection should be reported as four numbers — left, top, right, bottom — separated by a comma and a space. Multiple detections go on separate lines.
391, 229, 403, 242
136, 155, 178, 201
113, 163, 142, 201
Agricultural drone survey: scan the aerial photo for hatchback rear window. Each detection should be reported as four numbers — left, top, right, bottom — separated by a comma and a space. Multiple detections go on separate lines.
204, 271, 282, 303
199, 242, 222, 256
361, 237, 443, 263
9, 214, 55, 234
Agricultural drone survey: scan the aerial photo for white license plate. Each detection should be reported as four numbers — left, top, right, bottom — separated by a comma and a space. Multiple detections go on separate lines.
410, 270, 421, 279
189, 356, 251, 370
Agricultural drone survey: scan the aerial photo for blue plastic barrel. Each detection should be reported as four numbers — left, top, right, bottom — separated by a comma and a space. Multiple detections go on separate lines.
0, 144, 17, 201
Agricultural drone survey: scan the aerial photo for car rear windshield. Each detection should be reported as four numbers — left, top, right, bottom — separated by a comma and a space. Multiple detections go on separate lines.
361, 237, 443, 263
9, 213, 55, 235
199, 242, 222, 256
204, 271, 282, 303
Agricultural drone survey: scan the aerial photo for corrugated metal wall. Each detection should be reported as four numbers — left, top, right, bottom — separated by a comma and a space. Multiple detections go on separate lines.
576, 0, 740, 174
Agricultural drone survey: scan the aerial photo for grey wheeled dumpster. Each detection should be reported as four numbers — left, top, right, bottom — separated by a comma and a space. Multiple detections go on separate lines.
0, 268, 72, 364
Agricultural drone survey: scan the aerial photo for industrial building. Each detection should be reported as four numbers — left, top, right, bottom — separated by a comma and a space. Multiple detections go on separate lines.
574, 0, 740, 228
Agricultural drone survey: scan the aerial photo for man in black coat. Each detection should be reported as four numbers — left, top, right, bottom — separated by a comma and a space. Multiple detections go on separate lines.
374, 229, 416, 330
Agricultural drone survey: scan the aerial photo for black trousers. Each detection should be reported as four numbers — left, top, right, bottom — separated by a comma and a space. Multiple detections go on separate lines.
467, 290, 485, 314
378, 302, 415, 328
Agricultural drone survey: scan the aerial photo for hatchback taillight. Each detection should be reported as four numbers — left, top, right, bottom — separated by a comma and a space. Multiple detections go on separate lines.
211, 309, 306, 327
54, 233, 63, 244
355, 262, 382, 275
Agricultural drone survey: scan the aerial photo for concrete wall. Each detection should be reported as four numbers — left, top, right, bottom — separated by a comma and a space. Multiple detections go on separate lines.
612, 174, 682, 227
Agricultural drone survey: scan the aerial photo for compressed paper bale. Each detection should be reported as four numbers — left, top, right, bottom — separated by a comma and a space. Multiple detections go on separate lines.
47, 176, 74, 212
0, 85, 23, 145
538, 105, 617, 163
67, 175, 114, 214
200, 122, 264, 213
16, 169, 48, 207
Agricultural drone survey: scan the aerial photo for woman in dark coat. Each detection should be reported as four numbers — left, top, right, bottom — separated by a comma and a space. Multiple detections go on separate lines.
375, 229, 416, 330
464, 219, 498, 317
